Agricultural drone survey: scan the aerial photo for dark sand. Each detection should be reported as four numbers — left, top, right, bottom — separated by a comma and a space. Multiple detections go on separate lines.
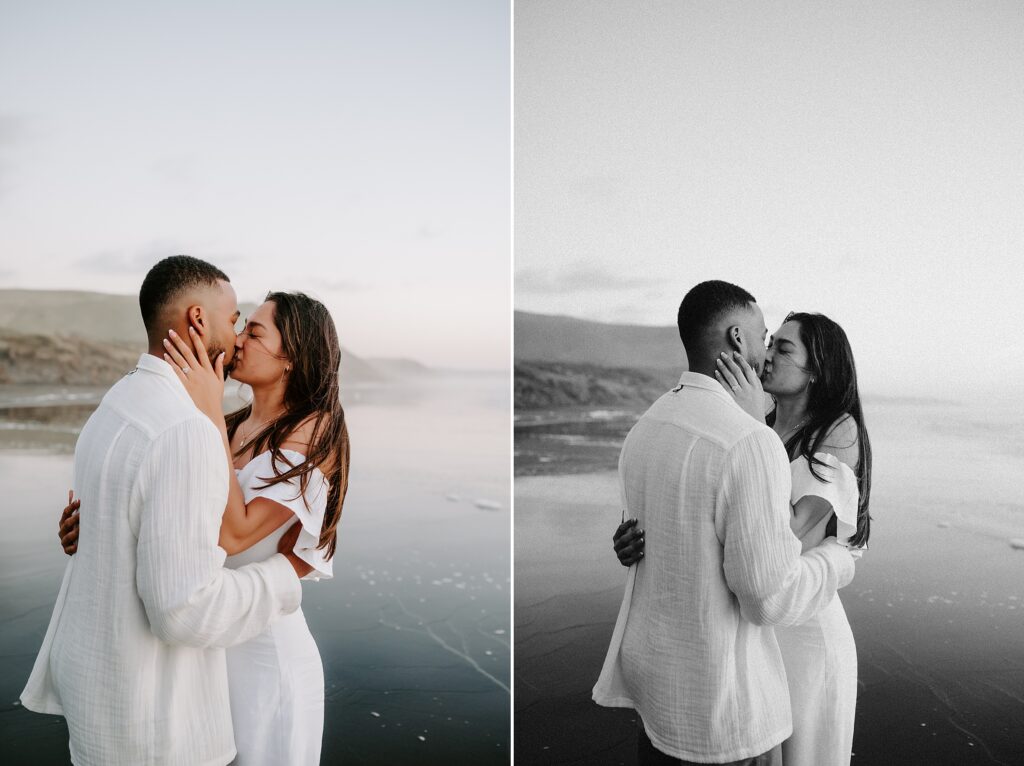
515, 453, 1024, 765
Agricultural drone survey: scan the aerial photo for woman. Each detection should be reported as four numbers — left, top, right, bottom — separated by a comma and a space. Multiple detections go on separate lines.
613, 311, 872, 766
60, 291, 350, 766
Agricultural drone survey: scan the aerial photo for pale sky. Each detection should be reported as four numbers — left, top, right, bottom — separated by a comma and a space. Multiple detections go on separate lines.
515, 1, 1024, 397
0, 0, 509, 370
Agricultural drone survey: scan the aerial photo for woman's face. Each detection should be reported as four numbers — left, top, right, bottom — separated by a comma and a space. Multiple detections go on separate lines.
228, 301, 289, 386
761, 320, 812, 397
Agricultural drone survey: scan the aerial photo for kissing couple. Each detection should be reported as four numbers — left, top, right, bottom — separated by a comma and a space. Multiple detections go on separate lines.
594, 280, 872, 766
21, 255, 351, 765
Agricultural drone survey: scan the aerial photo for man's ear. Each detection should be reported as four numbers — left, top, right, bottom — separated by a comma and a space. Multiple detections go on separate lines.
726, 324, 744, 354
186, 305, 206, 336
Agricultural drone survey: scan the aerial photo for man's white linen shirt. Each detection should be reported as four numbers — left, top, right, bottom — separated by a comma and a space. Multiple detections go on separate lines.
21, 354, 303, 766
593, 372, 855, 762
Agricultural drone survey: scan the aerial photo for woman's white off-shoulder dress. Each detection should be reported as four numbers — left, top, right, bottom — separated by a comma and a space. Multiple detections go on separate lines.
225, 449, 332, 766
775, 450, 862, 766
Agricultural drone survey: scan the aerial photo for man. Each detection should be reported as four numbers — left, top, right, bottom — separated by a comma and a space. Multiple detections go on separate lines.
21, 256, 312, 765
592, 280, 856, 765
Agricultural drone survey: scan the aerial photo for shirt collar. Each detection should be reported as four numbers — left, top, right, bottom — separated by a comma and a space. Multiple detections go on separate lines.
674, 371, 741, 410
133, 353, 190, 398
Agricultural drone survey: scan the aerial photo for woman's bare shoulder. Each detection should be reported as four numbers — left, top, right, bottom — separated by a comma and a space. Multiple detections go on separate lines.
280, 415, 317, 455
281, 414, 337, 474
819, 414, 859, 468
823, 413, 858, 449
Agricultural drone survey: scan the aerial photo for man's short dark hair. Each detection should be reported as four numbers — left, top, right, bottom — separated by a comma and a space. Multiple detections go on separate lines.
677, 280, 757, 358
139, 255, 229, 334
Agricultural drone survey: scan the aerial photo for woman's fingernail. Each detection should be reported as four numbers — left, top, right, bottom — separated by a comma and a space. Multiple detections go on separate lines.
169, 329, 177, 336
189, 327, 195, 334
162, 339, 170, 346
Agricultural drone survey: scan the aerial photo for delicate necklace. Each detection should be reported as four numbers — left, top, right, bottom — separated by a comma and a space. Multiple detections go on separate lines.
238, 407, 285, 449
778, 416, 809, 442
238, 420, 262, 448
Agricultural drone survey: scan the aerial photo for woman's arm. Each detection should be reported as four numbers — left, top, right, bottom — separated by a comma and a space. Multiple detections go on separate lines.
210, 421, 296, 555
790, 495, 833, 552
219, 497, 296, 555
216, 415, 321, 554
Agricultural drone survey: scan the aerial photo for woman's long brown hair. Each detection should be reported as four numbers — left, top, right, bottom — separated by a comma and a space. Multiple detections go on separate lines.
226, 291, 350, 559
766, 311, 872, 548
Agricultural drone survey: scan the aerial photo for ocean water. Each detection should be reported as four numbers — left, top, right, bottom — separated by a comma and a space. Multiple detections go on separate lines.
0, 374, 511, 765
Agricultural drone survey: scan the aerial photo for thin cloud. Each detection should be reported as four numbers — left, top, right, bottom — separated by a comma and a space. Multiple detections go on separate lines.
75, 250, 154, 275
516, 264, 662, 295
74, 243, 241, 276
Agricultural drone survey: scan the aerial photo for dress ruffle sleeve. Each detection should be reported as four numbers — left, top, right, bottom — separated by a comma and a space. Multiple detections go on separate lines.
791, 452, 864, 556
241, 449, 332, 581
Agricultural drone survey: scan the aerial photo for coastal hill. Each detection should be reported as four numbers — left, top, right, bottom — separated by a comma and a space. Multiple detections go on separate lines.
0, 289, 408, 386
0, 289, 181, 346
515, 311, 684, 370
514, 311, 687, 409
0, 328, 142, 386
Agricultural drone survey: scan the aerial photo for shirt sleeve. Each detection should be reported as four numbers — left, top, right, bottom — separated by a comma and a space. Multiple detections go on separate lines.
135, 416, 302, 648
720, 427, 855, 627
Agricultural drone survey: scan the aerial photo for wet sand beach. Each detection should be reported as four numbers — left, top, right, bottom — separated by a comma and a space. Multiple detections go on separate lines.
0, 376, 511, 765
514, 398, 1024, 765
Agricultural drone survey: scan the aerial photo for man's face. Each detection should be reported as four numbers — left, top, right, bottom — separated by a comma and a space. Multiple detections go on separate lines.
736, 303, 768, 375
202, 280, 241, 372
